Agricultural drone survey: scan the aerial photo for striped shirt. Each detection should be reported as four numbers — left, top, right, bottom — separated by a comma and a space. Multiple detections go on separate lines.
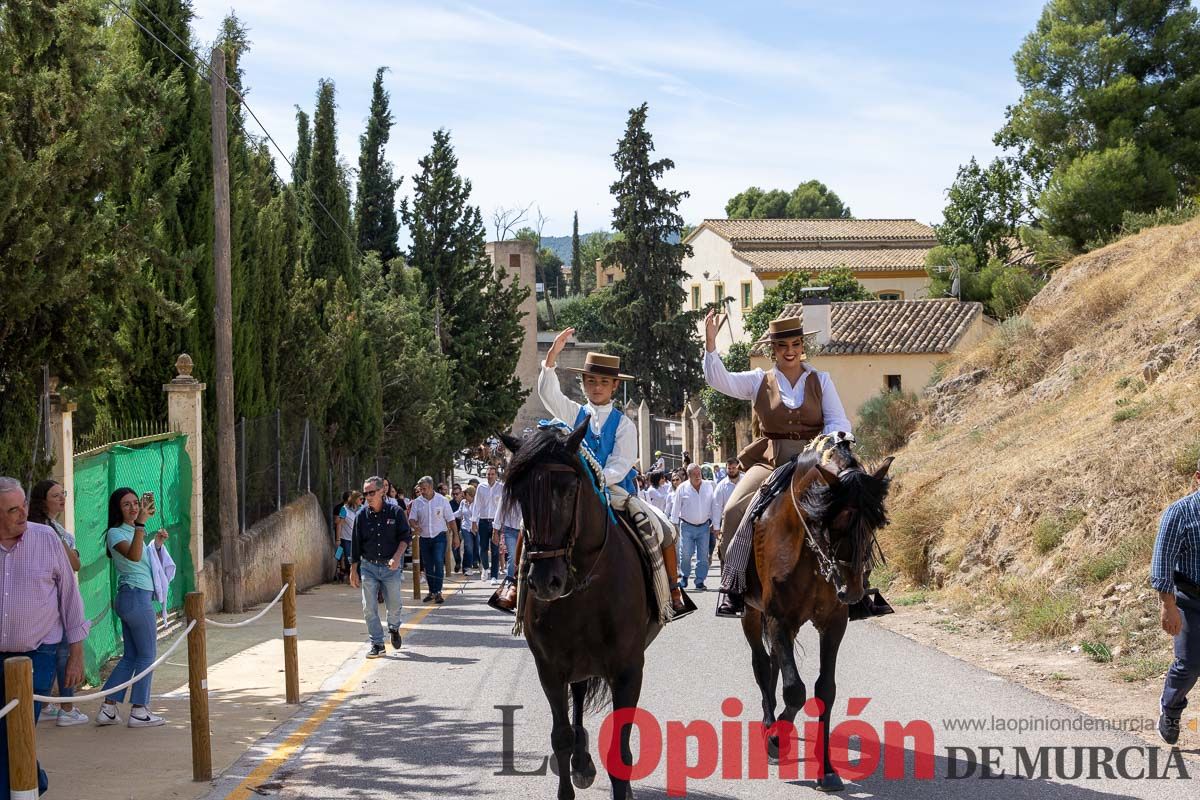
0, 522, 89, 652
1150, 489, 1200, 594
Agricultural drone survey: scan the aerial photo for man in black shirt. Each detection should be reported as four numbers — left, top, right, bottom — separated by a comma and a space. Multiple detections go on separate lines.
350, 475, 412, 658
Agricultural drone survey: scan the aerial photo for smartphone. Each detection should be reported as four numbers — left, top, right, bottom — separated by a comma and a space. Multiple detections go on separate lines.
141, 491, 157, 517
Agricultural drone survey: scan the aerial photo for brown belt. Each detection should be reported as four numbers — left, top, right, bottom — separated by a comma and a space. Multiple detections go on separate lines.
762, 431, 812, 441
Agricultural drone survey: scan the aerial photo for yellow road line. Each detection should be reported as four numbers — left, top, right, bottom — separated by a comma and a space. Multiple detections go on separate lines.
224, 603, 439, 800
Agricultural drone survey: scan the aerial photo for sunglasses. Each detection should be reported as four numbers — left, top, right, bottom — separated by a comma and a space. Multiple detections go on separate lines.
363, 489, 378, 497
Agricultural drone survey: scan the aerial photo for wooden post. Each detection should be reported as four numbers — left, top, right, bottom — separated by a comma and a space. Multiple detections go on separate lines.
412, 542, 421, 599
4, 656, 37, 798
281, 563, 300, 704
185, 592, 212, 782
211, 45, 243, 614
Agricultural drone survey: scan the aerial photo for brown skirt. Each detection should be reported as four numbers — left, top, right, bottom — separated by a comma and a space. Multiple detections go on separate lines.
717, 438, 808, 561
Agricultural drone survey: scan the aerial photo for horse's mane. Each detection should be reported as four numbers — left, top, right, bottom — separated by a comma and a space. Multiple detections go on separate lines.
500, 427, 578, 525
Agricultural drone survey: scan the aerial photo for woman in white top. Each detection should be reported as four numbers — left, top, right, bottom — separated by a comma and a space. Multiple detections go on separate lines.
28, 480, 86, 726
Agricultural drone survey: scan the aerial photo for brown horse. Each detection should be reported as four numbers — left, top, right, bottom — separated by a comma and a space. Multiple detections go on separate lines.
740, 438, 892, 792
500, 422, 662, 800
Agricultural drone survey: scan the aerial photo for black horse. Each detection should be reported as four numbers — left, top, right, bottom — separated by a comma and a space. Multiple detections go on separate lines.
500, 422, 662, 800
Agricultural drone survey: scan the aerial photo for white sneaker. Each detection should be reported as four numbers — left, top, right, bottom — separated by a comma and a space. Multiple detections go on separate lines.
489, 577, 499, 586
41, 706, 59, 720
95, 704, 122, 726
56, 708, 89, 727
127, 709, 165, 728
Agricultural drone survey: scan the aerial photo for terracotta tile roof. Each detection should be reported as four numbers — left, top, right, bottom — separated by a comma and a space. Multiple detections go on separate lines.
750, 299, 984, 357
734, 246, 931, 274
699, 218, 936, 243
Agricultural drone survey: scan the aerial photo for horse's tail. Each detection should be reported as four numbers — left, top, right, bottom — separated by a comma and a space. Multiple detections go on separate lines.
582, 676, 611, 715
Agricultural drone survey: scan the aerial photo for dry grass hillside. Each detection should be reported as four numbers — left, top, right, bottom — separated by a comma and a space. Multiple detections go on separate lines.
877, 217, 1200, 681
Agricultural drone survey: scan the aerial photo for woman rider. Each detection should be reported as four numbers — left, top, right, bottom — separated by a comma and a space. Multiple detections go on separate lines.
702, 308, 853, 618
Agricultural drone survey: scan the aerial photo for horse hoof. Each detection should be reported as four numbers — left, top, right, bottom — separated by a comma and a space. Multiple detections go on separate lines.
815, 771, 845, 792
571, 754, 597, 789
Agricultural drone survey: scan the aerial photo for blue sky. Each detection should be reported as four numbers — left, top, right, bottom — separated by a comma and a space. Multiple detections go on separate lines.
189, 0, 1049, 238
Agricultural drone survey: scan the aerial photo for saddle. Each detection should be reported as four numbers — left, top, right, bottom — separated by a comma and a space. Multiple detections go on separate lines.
739, 455, 894, 622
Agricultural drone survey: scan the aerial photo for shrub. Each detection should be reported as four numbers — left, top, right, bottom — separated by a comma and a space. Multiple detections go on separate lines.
1081, 641, 1113, 663
1032, 509, 1084, 554
1004, 581, 1080, 639
554, 287, 615, 342
1172, 438, 1200, 477
1112, 401, 1147, 422
855, 389, 921, 458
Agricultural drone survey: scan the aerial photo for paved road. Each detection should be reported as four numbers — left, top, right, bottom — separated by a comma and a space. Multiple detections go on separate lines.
206, 576, 1200, 800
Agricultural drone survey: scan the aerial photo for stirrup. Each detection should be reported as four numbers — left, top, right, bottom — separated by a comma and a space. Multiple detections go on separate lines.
715, 590, 744, 619
669, 588, 697, 621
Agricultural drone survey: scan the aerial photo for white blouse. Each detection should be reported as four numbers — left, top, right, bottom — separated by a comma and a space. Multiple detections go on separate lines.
703, 349, 852, 435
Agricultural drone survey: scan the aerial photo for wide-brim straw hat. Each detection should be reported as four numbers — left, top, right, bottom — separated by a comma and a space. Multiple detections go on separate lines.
765, 315, 819, 340
562, 352, 636, 381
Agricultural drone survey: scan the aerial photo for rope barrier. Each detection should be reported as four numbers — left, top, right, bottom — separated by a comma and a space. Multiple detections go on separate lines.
31, 619, 196, 704
0, 698, 18, 721
206, 583, 290, 628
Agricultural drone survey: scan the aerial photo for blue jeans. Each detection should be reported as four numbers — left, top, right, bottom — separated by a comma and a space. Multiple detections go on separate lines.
462, 528, 479, 569
54, 635, 74, 700
679, 521, 711, 584
103, 586, 157, 706
358, 560, 405, 645
477, 519, 493, 572
0, 647, 54, 799
420, 533, 448, 594
1162, 590, 1200, 717
503, 526, 520, 581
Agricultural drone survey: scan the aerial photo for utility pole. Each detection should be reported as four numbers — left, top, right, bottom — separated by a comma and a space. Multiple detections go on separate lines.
211, 46, 243, 613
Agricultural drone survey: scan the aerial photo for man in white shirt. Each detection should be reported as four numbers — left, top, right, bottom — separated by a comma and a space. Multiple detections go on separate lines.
408, 477, 458, 604
539, 328, 684, 612
471, 466, 503, 580
710, 458, 742, 565
670, 464, 719, 591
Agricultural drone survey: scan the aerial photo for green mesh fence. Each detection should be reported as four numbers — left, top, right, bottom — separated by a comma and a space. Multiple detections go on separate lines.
73, 434, 195, 684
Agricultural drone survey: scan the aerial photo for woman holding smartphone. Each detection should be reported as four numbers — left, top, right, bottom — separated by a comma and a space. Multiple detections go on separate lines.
95, 488, 166, 727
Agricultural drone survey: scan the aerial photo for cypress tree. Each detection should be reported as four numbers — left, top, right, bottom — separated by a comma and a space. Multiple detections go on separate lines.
570, 211, 583, 296
401, 129, 529, 445
293, 108, 312, 189
0, 0, 163, 477
355, 67, 401, 267
305, 79, 356, 292
605, 103, 701, 412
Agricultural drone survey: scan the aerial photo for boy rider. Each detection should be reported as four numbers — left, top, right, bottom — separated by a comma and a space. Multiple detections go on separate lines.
541, 328, 685, 613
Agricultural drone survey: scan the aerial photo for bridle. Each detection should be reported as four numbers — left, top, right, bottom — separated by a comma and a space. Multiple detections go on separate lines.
520, 460, 610, 599
788, 464, 866, 595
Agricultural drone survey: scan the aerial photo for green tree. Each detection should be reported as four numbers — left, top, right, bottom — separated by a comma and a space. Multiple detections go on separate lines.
937, 156, 1034, 263
743, 269, 873, 341
996, 0, 1200, 244
354, 67, 401, 266
305, 79, 356, 290
0, 0, 167, 478
726, 180, 851, 219
700, 342, 751, 448
401, 129, 529, 445
570, 211, 583, 296
360, 256, 455, 481
925, 245, 1041, 318
556, 287, 616, 343
578, 230, 610, 295
293, 107, 311, 189
1039, 139, 1177, 249
605, 103, 701, 412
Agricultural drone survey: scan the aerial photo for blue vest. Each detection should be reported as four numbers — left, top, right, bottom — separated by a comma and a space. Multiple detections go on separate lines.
574, 406, 638, 495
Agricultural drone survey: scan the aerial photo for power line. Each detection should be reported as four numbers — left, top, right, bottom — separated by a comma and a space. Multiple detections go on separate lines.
103, 0, 362, 261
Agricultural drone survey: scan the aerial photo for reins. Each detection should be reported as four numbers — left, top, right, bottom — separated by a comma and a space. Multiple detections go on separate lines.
787, 464, 870, 595
521, 459, 611, 599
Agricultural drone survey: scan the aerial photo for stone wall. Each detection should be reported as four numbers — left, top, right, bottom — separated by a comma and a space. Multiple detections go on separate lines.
198, 493, 333, 613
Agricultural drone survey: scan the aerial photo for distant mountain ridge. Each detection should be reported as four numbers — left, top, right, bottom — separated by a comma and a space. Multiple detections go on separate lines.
537, 230, 681, 266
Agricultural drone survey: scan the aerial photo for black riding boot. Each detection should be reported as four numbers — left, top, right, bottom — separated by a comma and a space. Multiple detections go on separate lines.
715, 590, 744, 618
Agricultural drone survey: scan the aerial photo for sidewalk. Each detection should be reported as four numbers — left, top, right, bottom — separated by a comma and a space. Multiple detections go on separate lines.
35, 582, 376, 800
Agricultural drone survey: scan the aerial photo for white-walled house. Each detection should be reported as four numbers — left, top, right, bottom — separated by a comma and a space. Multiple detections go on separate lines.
682, 218, 939, 353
